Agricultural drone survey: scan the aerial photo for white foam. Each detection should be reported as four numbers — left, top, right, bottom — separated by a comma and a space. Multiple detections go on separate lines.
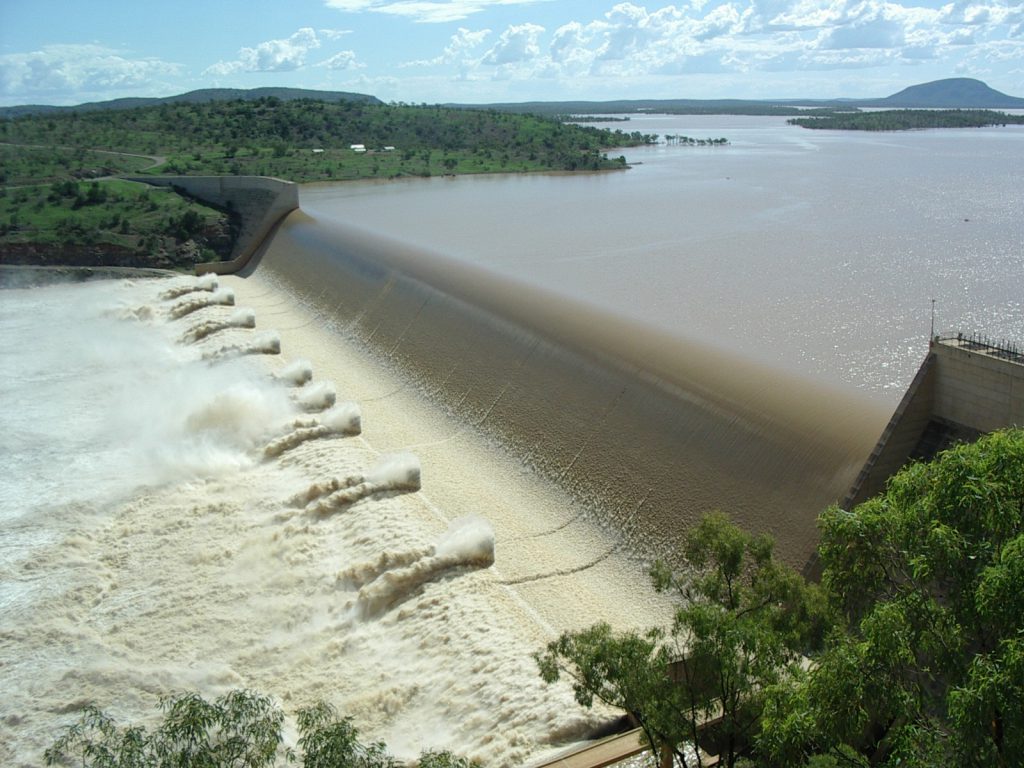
168, 289, 235, 320
228, 308, 256, 328
349, 517, 495, 620
276, 359, 314, 386
294, 380, 336, 411
434, 515, 495, 564
0, 275, 666, 767
365, 452, 420, 490
321, 403, 362, 435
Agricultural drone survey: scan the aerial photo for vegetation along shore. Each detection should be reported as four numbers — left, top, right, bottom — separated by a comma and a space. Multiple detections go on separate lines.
0, 97, 655, 270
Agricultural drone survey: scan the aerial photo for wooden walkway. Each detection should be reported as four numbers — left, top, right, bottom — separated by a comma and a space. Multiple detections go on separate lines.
532, 727, 720, 768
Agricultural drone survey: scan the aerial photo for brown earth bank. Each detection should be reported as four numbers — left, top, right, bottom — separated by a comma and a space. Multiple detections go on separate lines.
0, 263, 176, 288
0, 228, 232, 271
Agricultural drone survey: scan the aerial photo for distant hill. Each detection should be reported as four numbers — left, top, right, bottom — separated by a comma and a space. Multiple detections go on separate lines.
0, 87, 381, 118
2, 78, 1021, 120
866, 78, 1024, 108
450, 79, 1024, 116
449, 99, 825, 117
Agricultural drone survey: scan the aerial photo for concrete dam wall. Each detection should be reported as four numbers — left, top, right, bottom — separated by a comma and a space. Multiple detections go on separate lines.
845, 336, 1024, 509
126, 175, 299, 274
245, 211, 887, 569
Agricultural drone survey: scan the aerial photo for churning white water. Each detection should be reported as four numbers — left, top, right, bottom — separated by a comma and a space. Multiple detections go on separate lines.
0, 274, 669, 767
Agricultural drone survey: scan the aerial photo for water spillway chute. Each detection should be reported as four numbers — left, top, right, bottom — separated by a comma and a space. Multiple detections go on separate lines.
250, 211, 885, 568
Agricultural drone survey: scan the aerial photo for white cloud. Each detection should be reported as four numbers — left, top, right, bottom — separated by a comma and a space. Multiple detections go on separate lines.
824, 16, 907, 48
482, 23, 546, 64
204, 28, 322, 75
0, 44, 182, 102
402, 27, 492, 67
320, 50, 364, 69
323, 0, 378, 10
390, 0, 1024, 94
325, 0, 556, 24
318, 28, 354, 39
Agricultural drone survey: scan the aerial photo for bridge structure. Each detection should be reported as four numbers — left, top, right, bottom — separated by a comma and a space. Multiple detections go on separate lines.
532, 727, 721, 768
532, 701, 724, 768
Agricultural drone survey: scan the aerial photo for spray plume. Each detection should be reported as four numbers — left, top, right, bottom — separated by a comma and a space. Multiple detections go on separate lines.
114, 305, 156, 322
263, 403, 362, 459
202, 333, 281, 362
168, 289, 235, 320
160, 275, 218, 300
287, 473, 364, 508
273, 359, 314, 387
341, 516, 495, 619
182, 381, 295, 451
292, 380, 336, 412
181, 309, 256, 344
303, 452, 420, 516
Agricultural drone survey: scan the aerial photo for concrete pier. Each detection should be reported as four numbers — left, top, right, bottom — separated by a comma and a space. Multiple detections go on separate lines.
844, 335, 1024, 509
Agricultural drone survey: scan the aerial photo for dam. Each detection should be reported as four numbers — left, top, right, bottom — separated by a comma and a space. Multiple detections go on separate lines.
237, 208, 884, 569
136, 172, 886, 569
6, 114, 1021, 766
1, 182, 885, 767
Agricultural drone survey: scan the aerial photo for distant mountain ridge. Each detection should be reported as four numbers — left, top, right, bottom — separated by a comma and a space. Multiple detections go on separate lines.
449, 78, 1024, 115
867, 78, 1024, 108
0, 78, 1021, 119
0, 87, 381, 118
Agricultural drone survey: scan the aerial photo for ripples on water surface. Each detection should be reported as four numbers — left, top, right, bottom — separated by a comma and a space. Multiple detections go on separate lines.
302, 114, 1024, 398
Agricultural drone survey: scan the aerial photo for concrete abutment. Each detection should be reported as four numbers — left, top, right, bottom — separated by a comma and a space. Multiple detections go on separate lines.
125, 175, 299, 275
844, 336, 1024, 510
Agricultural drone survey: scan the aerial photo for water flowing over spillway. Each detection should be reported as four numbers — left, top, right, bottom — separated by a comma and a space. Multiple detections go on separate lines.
252, 211, 886, 568
0, 236, 884, 765
0, 273, 677, 767
5, 115, 1020, 766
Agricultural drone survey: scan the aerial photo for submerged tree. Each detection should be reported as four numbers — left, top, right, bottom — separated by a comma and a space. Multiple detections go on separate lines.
536, 512, 830, 767
759, 428, 1024, 767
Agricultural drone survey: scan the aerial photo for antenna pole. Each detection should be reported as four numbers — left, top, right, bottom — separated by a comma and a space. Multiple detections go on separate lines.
930, 298, 936, 340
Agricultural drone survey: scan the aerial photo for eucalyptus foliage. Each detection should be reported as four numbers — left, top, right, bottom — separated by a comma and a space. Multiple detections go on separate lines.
44, 691, 480, 768
759, 429, 1024, 767
536, 512, 830, 768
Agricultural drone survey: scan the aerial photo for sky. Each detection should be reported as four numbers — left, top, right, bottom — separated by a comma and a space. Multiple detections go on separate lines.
0, 0, 1021, 107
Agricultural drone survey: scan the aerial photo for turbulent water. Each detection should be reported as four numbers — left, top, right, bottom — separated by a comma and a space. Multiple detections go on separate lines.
3, 115, 1020, 767
0, 275, 671, 767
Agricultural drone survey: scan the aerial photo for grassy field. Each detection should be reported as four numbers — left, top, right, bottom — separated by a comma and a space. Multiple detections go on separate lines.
0, 144, 158, 186
0, 178, 231, 269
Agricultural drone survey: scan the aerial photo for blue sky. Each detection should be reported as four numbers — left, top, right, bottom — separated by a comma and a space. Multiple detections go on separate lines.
0, 0, 1021, 106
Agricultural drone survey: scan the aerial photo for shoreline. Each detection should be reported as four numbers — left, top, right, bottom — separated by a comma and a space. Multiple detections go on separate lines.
0, 263, 179, 288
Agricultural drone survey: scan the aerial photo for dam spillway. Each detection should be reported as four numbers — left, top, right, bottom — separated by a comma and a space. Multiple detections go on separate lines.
247, 209, 887, 569
0, 212, 889, 766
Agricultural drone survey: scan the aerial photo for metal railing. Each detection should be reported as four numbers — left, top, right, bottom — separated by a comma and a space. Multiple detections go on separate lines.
937, 332, 1024, 365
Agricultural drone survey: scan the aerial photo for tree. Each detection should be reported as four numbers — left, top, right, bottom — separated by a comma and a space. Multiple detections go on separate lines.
759, 429, 1024, 767
44, 690, 480, 768
46, 690, 283, 768
294, 702, 396, 768
536, 512, 829, 768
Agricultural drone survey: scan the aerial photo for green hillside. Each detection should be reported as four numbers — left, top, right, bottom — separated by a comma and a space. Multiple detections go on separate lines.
875, 77, 1024, 108
0, 96, 654, 269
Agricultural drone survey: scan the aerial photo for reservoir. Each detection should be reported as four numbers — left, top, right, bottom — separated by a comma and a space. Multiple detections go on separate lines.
301, 114, 1024, 396
1, 114, 1021, 766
